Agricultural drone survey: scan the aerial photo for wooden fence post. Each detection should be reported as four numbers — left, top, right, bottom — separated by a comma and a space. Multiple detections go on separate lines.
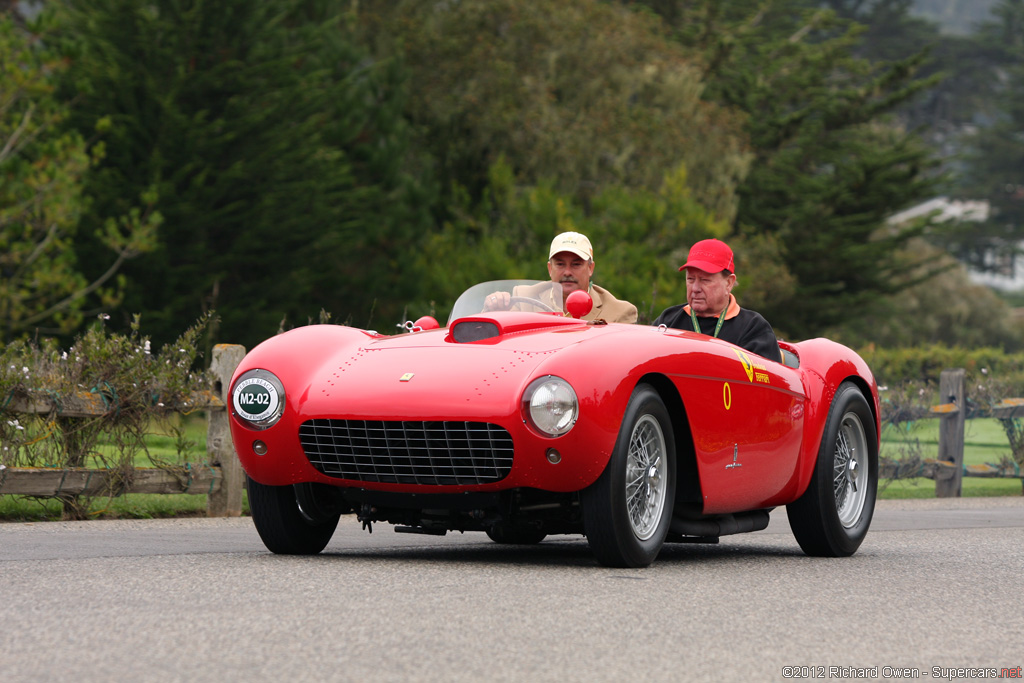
206, 344, 246, 516
935, 368, 966, 498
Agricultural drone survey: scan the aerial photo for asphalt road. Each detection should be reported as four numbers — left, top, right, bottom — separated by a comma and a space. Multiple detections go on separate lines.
2, 497, 1023, 683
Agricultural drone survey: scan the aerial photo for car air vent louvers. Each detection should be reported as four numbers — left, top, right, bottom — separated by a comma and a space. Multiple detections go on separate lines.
452, 321, 500, 342
298, 419, 514, 485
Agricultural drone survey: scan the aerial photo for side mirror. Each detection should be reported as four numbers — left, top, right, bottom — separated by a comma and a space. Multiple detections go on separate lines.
413, 315, 440, 331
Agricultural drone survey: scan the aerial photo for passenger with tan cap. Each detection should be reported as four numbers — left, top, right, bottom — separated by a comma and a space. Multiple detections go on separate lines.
483, 231, 638, 323
655, 238, 780, 360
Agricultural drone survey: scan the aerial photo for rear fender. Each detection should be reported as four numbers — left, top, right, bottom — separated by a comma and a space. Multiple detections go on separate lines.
790, 340, 880, 499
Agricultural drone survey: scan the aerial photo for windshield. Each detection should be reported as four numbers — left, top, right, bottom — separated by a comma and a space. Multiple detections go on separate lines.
447, 281, 565, 326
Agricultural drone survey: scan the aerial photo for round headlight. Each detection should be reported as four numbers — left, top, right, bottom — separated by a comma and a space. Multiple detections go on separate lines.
523, 376, 578, 437
231, 369, 285, 430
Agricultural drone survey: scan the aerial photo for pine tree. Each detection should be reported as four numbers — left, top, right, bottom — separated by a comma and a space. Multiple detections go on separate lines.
629, 0, 944, 338
54, 0, 433, 349
953, 0, 1024, 279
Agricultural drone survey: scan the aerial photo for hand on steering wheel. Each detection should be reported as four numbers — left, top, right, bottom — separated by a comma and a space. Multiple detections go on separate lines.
508, 295, 556, 313
483, 292, 511, 311
483, 292, 557, 313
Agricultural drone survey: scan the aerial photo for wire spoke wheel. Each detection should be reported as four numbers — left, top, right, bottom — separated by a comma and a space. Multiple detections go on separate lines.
582, 384, 675, 568
624, 415, 668, 541
787, 382, 878, 557
833, 412, 869, 529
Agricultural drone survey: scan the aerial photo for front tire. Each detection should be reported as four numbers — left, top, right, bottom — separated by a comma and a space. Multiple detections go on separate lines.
582, 384, 676, 568
247, 476, 340, 555
787, 382, 878, 557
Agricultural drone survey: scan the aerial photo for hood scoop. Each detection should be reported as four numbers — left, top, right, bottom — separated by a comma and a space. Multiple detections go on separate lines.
451, 320, 500, 343
448, 313, 585, 344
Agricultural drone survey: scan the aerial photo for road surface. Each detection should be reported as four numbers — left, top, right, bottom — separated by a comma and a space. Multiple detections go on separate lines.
2, 497, 1022, 682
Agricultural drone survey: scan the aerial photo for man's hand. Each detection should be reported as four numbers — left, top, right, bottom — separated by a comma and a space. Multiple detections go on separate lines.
483, 292, 511, 311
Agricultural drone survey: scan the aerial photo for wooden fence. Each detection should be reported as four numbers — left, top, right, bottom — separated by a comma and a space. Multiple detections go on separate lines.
880, 368, 1024, 497
3, 360, 1020, 509
0, 344, 246, 516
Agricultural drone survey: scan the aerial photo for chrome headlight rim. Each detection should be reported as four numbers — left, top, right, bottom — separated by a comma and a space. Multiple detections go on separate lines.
231, 369, 285, 430
522, 375, 578, 437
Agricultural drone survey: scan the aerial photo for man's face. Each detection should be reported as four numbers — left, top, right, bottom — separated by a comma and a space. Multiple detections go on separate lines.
548, 251, 594, 299
686, 267, 735, 316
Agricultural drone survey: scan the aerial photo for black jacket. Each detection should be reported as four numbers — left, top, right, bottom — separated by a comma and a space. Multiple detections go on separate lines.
654, 297, 780, 361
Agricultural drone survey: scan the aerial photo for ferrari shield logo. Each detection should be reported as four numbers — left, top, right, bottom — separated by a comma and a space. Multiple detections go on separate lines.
399, 373, 415, 382
733, 348, 754, 382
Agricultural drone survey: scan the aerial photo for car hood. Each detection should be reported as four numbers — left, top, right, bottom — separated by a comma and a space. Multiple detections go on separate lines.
283, 314, 622, 421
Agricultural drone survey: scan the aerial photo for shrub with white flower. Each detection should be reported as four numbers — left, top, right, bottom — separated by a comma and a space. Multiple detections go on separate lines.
0, 313, 216, 518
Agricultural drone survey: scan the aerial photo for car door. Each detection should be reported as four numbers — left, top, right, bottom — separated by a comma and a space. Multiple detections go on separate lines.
670, 339, 806, 513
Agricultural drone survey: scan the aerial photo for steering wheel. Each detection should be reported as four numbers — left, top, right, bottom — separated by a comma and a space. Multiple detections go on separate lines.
507, 296, 557, 313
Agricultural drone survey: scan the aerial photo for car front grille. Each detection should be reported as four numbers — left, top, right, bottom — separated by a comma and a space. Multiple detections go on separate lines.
298, 419, 515, 485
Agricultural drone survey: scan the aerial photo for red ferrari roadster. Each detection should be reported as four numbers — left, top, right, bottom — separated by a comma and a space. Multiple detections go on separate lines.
228, 280, 880, 567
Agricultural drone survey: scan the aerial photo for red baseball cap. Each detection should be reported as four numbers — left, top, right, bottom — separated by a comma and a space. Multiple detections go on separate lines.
680, 239, 734, 274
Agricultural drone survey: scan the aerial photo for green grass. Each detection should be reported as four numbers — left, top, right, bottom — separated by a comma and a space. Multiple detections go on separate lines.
881, 417, 1018, 466
879, 417, 1023, 499
0, 490, 250, 522
0, 414, 251, 522
879, 477, 1022, 499
93, 412, 210, 467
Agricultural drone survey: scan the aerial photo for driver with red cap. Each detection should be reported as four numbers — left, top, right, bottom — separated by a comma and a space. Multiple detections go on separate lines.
654, 239, 780, 360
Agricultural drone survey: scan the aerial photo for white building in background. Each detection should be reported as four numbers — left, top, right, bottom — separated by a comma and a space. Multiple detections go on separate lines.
886, 196, 990, 225
887, 196, 1024, 292
964, 250, 1024, 292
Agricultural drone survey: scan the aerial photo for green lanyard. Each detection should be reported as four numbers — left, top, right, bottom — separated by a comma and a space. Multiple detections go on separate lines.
690, 305, 728, 339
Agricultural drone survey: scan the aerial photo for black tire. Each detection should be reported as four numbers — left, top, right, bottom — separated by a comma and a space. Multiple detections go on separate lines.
787, 382, 878, 557
581, 384, 676, 568
247, 476, 340, 555
485, 524, 547, 545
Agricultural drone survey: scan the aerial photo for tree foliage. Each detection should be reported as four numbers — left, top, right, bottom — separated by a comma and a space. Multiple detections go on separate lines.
412, 158, 731, 324
13, 0, 1019, 352
0, 13, 157, 342
949, 0, 1024, 276
822, 238, 1024, 349
358, 0, 750, 223
53, 0, 434, 350
632, 0, 945, 338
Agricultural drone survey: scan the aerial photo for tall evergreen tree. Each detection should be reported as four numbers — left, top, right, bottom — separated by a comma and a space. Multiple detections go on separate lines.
54, 0, 433, 350
820, 0, 1002, 174
951, 0, 1024, 278
629, 0, 944, 338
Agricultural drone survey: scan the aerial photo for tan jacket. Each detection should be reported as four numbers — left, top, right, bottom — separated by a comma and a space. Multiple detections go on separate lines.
511, 282, 638, 324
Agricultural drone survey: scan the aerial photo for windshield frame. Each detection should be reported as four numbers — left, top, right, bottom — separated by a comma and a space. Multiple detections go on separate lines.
447, 280, 565, 326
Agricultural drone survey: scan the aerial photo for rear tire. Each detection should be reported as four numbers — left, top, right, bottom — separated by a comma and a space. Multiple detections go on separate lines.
787, 382, 877, 557
247, 476, 340, 555
582, 384, 675, 568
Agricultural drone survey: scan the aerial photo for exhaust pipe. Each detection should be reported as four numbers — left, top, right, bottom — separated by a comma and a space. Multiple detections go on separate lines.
669, 509, 771, 538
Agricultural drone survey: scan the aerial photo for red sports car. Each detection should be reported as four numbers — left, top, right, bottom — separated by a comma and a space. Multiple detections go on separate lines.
228, 280, 880, 567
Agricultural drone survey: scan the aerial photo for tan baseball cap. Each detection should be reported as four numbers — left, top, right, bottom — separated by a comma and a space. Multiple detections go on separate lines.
549, 231, 594, 261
